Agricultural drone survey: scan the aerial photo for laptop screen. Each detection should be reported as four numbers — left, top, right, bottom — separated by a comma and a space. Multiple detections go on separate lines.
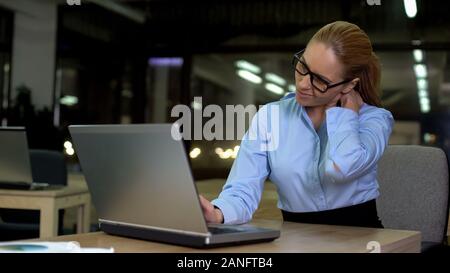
0, 127, 33, 184
69, 124, 209, 234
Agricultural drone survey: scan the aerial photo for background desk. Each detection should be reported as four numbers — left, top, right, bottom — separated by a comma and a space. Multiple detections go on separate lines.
0, 184, 91, 238
39, 219, 421, 253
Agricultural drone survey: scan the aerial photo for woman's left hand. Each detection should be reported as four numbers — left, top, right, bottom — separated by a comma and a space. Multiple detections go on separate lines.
340, 89, 364, 114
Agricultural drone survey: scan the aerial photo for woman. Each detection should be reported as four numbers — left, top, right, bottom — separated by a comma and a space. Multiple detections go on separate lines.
200, 21, 394, 228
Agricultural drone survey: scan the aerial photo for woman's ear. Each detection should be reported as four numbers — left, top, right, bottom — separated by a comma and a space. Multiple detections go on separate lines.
352, 78, 360, 91
341, 78, 360, 94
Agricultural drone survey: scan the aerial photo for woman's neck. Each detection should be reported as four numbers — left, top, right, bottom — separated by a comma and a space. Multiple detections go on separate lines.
305, 106, 326, 131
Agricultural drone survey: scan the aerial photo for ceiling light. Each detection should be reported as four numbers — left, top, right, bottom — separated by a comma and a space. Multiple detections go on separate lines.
237, 70, 262, 84
148, 57, 183, 67
265, 83, 284, 95
414, 64, 427, 78
191, 101, 202, 110
235, 60, 261, 74
189, 148, 201, 159
403, 0, 417, 18
60, 95, 78, 106
417, 79, 428, 90
413, 49, 423, 63
420, 97, 430, 105
64, 141, 72, 149
288, 84, 296, 93
420, 103, 430, 113
265, 73, 286, 86
418, 89, 428, 98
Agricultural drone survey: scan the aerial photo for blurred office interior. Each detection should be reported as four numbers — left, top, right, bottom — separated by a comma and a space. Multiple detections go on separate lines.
0, 0, 449, 239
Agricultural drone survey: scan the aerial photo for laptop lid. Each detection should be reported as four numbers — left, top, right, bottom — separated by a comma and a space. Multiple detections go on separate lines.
69, 124, 210, 235
0, 127, 33, 185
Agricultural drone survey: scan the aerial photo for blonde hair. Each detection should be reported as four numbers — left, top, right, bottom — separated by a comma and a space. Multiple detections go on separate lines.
311, 21, 381, 107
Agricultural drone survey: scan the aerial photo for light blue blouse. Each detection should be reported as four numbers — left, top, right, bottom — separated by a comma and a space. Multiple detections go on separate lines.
212, 93, 394, 224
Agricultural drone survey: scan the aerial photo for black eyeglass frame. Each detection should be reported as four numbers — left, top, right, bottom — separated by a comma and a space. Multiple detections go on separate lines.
292, 49, 353, 93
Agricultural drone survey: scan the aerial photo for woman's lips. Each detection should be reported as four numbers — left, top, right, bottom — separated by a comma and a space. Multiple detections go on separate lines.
297, 91, 313, 97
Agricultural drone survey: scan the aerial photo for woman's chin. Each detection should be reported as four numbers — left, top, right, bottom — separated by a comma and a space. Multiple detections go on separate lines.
295, 93, 312, 106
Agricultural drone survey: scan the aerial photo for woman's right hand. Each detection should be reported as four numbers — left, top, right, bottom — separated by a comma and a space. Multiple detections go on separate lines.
199, 195, 224, 224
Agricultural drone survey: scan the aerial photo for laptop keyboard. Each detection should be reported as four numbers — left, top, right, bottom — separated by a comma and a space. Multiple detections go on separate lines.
208, 226, 246, 234
0, 181, 31, 190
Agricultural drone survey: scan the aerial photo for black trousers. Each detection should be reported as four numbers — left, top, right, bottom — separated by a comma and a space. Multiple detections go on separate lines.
281, 199, 384, 228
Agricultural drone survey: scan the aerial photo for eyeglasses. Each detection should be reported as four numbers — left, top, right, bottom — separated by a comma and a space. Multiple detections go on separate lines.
292, 49, 353, 93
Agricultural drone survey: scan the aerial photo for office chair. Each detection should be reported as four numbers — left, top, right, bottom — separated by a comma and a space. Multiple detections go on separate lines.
377, 145, 450, 253
0, 149, 68, 241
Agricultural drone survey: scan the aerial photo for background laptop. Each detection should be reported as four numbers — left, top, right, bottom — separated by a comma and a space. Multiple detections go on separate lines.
69, 124, 280, 248
0, 127, 51, 190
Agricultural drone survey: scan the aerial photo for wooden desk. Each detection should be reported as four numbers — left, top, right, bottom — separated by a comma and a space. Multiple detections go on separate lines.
40, 219, 421, 253
0, 184, 91, 238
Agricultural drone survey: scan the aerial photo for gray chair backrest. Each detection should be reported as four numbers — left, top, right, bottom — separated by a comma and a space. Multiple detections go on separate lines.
377, 145, 449, 243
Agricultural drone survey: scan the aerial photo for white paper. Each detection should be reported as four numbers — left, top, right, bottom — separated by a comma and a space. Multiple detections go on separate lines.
0, 241, 114, 253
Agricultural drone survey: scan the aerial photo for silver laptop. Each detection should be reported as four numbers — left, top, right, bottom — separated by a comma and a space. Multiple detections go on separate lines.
69, 124, 280, 248
0, 127, 50, 190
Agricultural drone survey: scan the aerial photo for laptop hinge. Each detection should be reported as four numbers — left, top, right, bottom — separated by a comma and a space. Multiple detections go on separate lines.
99, 219, 211, 238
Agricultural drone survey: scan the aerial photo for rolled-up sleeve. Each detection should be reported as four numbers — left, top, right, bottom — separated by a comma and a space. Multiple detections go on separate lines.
211, 106, 271, 224
324, 106, 394, 183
